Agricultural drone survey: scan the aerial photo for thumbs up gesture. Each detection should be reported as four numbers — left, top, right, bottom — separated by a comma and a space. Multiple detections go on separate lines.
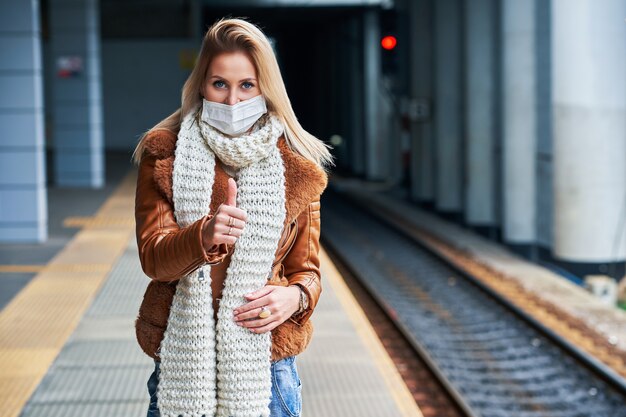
202, 178, 248, 248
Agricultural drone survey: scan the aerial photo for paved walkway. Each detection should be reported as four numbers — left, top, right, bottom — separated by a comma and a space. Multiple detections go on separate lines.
1, 168, 422, 417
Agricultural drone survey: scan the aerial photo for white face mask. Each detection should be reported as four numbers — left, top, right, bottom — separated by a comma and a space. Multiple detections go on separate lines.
201, 94, 268, 136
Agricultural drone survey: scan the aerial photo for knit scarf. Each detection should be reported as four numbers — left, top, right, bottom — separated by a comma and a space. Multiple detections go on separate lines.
156, 107, 286, 417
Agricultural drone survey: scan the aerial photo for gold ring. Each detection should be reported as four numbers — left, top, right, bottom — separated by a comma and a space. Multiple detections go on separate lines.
228, 216, 234, 227
258, 306, 271, 319
228, 226, 233, 235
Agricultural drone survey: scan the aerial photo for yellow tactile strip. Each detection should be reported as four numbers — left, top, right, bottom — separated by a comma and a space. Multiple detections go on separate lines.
0, 170, 137, 417
0, 265, 45, 273
320, 247, 425, 417
63, 216, 135, 228
0, 264, 113, 274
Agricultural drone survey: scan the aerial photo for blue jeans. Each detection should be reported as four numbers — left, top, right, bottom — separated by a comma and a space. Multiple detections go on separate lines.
146, 356, 303, 417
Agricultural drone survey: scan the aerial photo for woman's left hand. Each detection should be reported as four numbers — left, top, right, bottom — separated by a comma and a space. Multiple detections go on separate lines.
232, 285, 301, 333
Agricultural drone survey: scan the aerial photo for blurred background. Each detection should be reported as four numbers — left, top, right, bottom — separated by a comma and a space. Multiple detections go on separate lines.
3, 0, 626, 288
2, 1, 626, 416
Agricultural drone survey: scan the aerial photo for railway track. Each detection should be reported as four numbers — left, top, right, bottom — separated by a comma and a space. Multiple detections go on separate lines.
325, 232, 466, 417
320, 189, 626, 417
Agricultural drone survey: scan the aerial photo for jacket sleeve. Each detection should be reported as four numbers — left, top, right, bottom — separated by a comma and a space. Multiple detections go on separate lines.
135, 152, 229, 282
284, 196, 322, 326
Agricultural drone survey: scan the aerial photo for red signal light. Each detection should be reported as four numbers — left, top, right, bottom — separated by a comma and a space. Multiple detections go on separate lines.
381, 35, 397, 50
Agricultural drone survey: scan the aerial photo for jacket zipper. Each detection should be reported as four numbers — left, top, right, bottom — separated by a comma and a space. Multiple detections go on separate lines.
272, 217, 298, 268
175, 256, 204, 282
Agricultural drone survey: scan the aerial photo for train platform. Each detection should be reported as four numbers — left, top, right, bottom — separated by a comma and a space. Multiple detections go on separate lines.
0, 163, 423, 417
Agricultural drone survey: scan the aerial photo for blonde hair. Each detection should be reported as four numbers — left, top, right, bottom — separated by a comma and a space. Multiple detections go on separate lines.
131, 17, 334, 173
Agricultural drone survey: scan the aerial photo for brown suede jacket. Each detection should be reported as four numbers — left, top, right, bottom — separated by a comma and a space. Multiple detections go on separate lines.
134, 129, 328, 363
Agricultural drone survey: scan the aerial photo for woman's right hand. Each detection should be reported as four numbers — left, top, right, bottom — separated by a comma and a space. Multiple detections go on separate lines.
202, 178, 248, 248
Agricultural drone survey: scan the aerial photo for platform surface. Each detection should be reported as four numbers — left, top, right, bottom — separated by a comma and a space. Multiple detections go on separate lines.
2, 168, 422, 417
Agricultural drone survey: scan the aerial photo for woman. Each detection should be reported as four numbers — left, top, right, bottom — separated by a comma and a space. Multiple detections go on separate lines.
132, 17, 334, 417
